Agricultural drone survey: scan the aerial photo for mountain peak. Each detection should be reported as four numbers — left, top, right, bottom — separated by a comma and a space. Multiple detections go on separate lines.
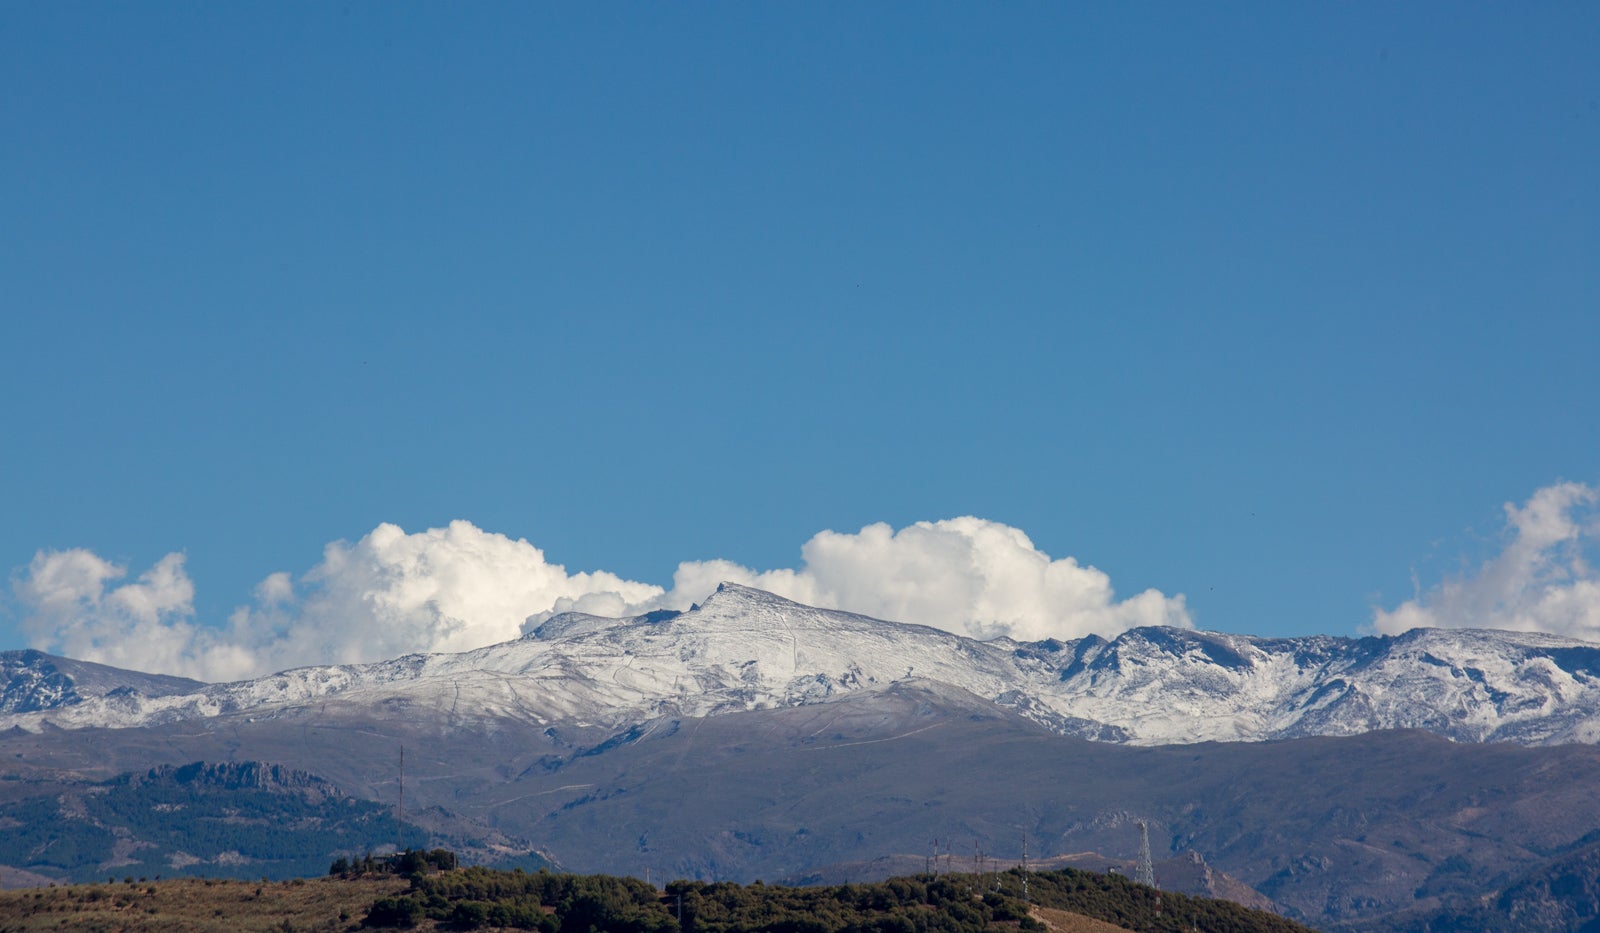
702, 581, 797, 607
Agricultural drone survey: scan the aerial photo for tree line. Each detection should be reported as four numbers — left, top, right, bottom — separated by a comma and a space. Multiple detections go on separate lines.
356, 860, 1314, 932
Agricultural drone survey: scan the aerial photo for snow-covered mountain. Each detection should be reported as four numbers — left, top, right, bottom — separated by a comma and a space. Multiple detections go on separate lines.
0, 648, 202, 714
6, 582, 1600, 745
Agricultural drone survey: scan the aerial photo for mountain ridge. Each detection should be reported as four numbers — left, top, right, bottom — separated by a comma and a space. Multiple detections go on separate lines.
6, 582, 1600, 746
10, 669, 1600, 927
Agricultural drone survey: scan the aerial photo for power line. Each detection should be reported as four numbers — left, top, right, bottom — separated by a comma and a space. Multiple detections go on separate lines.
1135, 821, 1156, 888
1021, 831, 1029, 903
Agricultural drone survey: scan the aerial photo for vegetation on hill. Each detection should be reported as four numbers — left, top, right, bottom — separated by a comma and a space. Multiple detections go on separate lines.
0, 850, 1311, 933
356, 864, 1314, 933
1021, 869, 1311, 933
0, 762, 408, 882
0, 763, 552, 885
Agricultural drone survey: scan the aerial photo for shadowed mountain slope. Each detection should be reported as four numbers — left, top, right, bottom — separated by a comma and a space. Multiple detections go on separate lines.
10, 680, 1600, 928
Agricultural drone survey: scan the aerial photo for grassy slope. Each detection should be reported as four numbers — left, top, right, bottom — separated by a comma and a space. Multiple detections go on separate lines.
1031, 907, 1135, 933
0, 875, 407, 932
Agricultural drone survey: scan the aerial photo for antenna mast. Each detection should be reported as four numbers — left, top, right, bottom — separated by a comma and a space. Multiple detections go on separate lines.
397, 745, 405, 856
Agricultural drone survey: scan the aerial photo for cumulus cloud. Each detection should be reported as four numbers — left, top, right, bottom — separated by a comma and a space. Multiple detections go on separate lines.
1373, 482, 1600, 639
638, 517, 1190, 642
13, 517, 1189, 680
12, 549, 227, 679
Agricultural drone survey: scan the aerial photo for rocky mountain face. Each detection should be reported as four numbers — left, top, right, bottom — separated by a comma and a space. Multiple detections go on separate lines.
124, 761, 339, 796
7, 583, 1600, 746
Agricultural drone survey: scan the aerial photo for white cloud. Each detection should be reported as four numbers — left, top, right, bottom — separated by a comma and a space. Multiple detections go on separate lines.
13, 549, 228, 680
1373, 482, 1600, 639
13, 517, 1189, 680
638, 517, 1190, 642
223, 520, 661, 677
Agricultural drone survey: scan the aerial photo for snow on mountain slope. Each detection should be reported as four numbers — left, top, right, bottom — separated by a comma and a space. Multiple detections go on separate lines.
0, 649, 204, 714
0, 585, 1031, 732
1040, 625, 1600, 744
4, 583, 1600, 745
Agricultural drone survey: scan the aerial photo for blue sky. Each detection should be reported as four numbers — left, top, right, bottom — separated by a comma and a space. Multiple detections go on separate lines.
3, 4, 1597, 675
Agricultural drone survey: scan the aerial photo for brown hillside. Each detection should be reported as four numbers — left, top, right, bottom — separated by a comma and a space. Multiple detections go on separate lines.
0, 875, 407, 932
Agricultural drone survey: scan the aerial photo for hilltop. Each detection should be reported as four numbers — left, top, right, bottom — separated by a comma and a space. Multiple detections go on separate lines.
0, 865, 1314, 933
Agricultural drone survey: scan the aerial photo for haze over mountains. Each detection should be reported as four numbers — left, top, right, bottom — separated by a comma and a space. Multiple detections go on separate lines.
11, 584, 1600, 930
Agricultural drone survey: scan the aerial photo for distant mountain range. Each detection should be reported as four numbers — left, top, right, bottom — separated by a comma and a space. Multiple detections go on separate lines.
9, 583, 1600, 931
7, 582, 1600, 745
